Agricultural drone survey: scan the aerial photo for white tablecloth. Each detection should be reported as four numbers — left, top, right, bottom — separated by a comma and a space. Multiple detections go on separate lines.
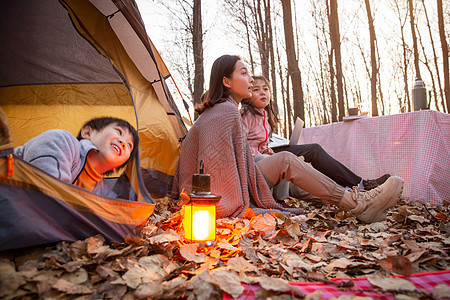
299, 110, 450, 205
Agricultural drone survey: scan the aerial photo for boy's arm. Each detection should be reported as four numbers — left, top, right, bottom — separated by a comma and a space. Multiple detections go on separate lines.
15, 129, 80, 183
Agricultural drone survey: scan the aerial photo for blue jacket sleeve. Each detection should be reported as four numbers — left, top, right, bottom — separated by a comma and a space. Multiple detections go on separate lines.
14, 129, 80, 183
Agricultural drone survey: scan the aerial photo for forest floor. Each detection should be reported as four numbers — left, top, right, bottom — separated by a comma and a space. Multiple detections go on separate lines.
1, 196, 449, 299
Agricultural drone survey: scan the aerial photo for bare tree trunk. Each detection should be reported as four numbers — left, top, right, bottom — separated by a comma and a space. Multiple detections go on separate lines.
254, 0, 270, 79
316, 25, 329, 124
281, 0, 304, 122
277, 48, 288, 137
365, 0, 378, 116
242, 0, 255, 74
192, 0, 204, 120
417, 21, 438, 111
329, 0, 344, 121
421, 0, 444, 111
376, 41, 385, 115
437, 0, 449, 112
394, 1, 411, 112
408, 0, 421, 80
326, 1, 338, 122
266, 0, 279, 121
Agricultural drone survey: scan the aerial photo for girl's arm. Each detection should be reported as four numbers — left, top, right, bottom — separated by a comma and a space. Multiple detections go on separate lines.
240, 111, 251, 138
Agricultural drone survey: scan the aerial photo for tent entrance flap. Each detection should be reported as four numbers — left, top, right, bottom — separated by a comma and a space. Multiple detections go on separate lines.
0, 0, 189, 249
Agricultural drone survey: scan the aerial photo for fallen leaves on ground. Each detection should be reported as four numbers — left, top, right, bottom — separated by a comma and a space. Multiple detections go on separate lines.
1, 197, 449, 299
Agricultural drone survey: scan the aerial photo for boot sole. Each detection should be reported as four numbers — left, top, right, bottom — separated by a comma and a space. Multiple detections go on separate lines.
358, 176, 404, 223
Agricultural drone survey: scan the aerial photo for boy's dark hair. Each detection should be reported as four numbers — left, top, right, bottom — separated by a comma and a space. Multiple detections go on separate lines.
241, 75, 279, 133
77, 117, 139, 171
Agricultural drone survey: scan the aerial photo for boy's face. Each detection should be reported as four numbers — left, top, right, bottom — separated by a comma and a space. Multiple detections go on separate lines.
81, 123, 134, 170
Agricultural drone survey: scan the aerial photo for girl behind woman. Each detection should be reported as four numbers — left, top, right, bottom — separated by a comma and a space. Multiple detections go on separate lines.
173, 55, 404, 223
241, 75, 390, 191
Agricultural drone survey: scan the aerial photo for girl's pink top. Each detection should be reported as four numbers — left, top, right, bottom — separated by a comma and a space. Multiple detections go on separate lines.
240, 107, 271, 157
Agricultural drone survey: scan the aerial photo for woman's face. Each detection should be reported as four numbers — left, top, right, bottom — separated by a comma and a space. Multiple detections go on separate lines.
223, 60, 253, 103
250, 79, 271, 109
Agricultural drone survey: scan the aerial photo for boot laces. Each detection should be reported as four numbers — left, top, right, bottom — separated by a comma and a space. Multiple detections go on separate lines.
351, 185, 382, 202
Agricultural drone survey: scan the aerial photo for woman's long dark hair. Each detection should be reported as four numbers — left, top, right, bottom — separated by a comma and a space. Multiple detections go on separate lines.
195, 55, 241, 115
241, 75, 279, 132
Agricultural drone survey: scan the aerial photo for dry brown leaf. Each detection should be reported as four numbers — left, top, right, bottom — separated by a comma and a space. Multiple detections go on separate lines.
0, 261, 26, 298
432, 284, 450, 299
402, 239, 422, 252
139, 254, 173, 279
227, 256, 259, 273
408, 215, 429, 223
284, 220, 302, 239
179, 244, 206, 263
206, 269, 245, 298
392, 212, 407, 222
250, 213, 276, 236
91, 282, 127, 300
326, 257, 353, 271
378, 255, 412, 277
258, 275, 303, 295
60, 268, 88, 285
218, 239, 240, 251
122, 264, 164, 289
367, 276, 416, 291
95, 264, 118, 279
52, 278, 93, 295
134, 276, 187, 299
147, 231, 181, 244
406, 250, 426, 263
186, 271, 221, 299
86, 235, 106, 254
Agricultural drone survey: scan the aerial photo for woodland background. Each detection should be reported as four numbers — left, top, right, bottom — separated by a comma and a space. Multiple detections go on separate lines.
137, 0, 449, 137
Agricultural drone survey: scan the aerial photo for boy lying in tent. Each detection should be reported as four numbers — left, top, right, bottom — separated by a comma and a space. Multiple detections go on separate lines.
14, 117, 139, 193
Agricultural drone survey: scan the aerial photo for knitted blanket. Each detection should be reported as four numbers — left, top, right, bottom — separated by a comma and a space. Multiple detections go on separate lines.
172, 97, 304, 218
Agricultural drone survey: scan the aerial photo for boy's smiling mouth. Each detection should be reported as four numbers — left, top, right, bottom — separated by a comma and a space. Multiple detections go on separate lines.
112, 144, 122, 155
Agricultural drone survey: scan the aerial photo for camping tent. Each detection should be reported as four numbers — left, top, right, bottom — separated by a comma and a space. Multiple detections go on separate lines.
0, 0, 187, 250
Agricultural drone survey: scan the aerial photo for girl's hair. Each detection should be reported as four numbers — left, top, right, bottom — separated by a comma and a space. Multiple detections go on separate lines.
241, 75, 279, 132
195, 55, 241, 115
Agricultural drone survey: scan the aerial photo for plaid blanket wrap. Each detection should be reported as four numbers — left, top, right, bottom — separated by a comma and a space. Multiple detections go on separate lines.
172, 97, 304, 218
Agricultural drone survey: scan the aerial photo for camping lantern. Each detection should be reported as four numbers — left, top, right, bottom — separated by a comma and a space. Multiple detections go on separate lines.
183, 161, 221, 244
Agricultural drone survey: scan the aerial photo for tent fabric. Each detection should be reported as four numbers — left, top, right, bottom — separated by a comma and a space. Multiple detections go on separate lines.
0, 0, 187, 249
0, 0, 187, 177
0, 156, 153, 251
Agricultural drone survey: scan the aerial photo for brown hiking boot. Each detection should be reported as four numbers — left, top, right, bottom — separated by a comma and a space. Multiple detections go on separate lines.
349, 176, 404, 223
363, 174, 390, 190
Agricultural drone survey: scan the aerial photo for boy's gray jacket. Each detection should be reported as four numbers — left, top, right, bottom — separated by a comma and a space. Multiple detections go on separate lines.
14, 129, 97, 184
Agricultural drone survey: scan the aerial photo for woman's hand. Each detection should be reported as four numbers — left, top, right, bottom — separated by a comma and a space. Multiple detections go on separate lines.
262, 147, 275, 155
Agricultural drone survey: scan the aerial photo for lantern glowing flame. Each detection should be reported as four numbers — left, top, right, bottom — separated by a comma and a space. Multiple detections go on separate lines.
183, 203, 217, 241
182, 160, 221, 243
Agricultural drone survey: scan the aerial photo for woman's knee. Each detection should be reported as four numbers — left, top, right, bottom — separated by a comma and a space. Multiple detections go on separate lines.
277, 151, 303, 166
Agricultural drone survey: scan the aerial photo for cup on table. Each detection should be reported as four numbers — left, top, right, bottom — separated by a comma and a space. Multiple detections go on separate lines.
348, 107, 359, 116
